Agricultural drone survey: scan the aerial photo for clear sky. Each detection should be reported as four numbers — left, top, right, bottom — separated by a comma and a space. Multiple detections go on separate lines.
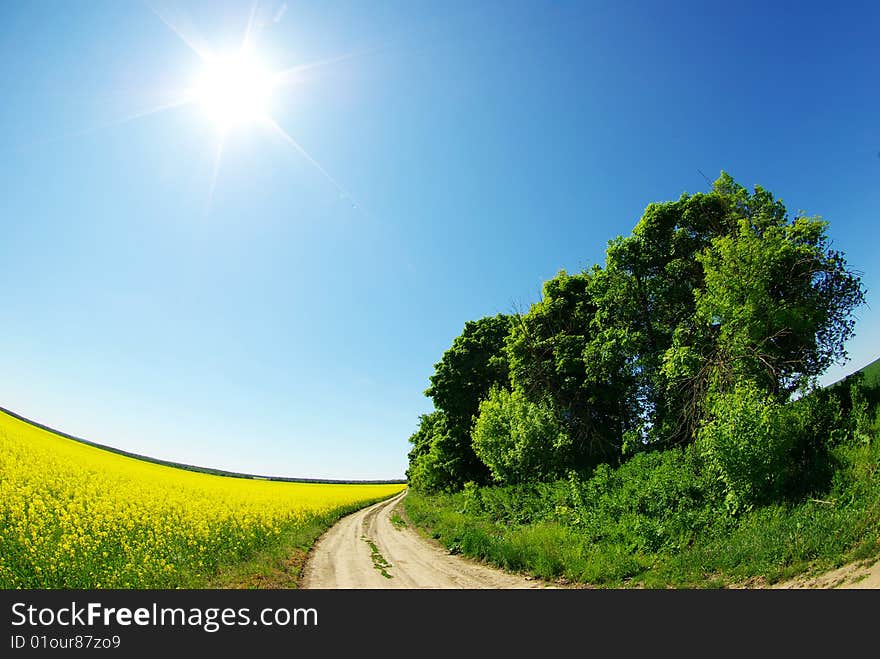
1, 0, 877, 479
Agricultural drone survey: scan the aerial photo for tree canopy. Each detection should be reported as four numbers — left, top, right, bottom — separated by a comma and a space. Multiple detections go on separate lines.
407, 172, 865, 491
407, 314, 511, 491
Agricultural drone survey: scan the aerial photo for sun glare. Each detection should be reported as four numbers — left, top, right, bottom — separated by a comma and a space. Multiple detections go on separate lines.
193, 53, 275, 131
132, 3, 357, 209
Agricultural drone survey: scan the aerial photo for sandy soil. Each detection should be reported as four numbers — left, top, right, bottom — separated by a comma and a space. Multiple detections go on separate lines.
771, 556, 880, 589
300, 490, 551, 589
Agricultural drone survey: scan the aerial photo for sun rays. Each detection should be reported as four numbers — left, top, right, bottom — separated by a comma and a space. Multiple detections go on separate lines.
123, 1, 360, 212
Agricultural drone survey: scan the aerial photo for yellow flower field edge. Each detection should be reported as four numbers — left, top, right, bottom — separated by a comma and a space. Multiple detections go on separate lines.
0, 409, 406, 588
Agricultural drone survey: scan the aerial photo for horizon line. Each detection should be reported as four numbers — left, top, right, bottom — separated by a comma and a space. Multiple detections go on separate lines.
0, 405, 407, 485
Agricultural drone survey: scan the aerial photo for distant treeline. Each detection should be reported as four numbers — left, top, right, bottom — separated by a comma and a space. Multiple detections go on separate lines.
0, 407, 405, 485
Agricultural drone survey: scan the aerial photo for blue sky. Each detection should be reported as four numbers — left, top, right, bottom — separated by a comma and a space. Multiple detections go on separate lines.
1, 0, 877, 479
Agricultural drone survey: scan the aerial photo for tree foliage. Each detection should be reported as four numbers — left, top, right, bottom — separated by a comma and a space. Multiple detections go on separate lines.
406, 172, 866, 497
425, 314, 512, 435
405, 411, 456, 493
697, 381, 843, 512
506, 270, 637, 469
595, 172, 864, 446
407, 315, 511, 490
472, 387, 569, 485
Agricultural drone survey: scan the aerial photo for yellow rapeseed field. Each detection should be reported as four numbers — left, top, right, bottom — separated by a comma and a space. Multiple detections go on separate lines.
0, 410, 405, 588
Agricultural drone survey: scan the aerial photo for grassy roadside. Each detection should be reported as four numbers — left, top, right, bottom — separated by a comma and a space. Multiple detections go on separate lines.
403, 427, 880, 588
206, 495, 398, 588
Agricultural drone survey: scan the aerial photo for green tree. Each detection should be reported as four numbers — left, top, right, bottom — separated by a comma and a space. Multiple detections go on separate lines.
597, 172, 864, 446
408, 314, 512, 490
697, 381, 843, 512
593, 182, 736, 447
472, 387, 570, 484
407, 171, 864, 494
405, 411, 456, 493
663, 176, 865, 416
506, 270, 637, 468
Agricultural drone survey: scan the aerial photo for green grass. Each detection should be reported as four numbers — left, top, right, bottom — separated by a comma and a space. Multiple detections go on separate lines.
861, 357, 880, 388
390, 512, 408, 529
208, 499, 399, 588
403, 420, 880, 588
363, 536, 393, 578
828, 356, 880, 402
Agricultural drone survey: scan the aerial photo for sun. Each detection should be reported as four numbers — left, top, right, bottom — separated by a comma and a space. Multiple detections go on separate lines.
193, 52, 276, 131
129, 3, 357, 208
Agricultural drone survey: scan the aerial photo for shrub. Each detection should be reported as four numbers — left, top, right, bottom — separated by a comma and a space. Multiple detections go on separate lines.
697, 381, 840, 512
568, 446, 722, 552
472, 387, 570, 485
406, 411, 484, 493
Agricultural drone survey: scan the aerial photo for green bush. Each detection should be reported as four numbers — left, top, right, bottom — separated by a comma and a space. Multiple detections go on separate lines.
461, 479, 572, 525
405, 412, 455, 493
472, 387, 570, 484
457, 445, 724, 554
405, 417, 880, 587
568, 446, 723, 552
407, 411, 487, 493
697, 382, 841, 512
406, 447, 450, 494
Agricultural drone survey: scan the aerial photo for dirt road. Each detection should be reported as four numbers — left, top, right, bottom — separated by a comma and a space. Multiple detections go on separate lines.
300, 490, 548, 589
